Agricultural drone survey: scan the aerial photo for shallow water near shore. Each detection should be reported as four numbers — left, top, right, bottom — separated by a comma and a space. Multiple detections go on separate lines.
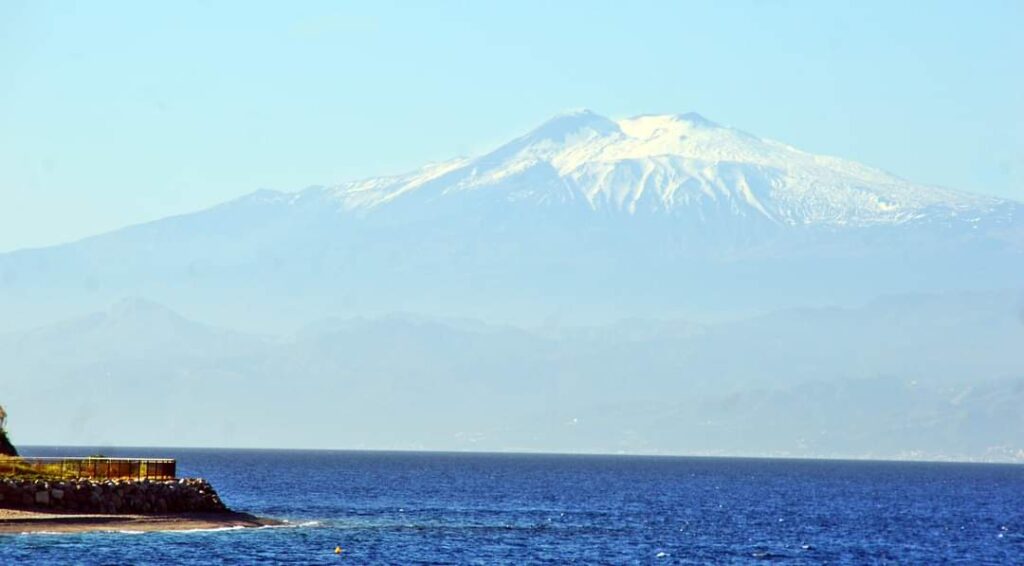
3, 447, 1023, 564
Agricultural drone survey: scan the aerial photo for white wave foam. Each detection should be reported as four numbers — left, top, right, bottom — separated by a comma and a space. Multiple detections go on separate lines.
264, 520, 322, 529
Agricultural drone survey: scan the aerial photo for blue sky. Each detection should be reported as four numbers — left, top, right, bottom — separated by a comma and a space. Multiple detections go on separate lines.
1, 0, 1021, 251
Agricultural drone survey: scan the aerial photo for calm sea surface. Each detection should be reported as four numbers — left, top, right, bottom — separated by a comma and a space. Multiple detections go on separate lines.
3, 447, 1023, 564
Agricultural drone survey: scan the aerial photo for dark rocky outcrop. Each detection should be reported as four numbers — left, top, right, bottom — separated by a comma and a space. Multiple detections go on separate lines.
0, 477, 227, 514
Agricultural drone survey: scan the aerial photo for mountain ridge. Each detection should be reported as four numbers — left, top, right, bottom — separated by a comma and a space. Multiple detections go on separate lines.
307, 110, 1018, 230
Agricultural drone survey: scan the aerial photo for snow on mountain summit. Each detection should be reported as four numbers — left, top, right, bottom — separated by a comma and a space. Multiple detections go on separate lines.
322, 111, 1014, 228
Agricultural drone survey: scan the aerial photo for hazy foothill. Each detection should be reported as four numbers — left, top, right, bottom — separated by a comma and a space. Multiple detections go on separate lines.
1, 112, 1021, 461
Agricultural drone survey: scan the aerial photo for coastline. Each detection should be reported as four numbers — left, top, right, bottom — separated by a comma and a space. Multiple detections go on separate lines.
0, 508, 282, 534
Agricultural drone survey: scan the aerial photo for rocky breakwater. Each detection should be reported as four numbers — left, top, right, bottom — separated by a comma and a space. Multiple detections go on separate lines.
0, 478, 227, 514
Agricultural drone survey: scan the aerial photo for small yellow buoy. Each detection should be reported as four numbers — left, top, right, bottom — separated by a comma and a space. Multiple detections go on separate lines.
335, 546, 343, 554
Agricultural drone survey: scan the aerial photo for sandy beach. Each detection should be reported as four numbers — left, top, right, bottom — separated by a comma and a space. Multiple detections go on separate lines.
0, 508, 281, 534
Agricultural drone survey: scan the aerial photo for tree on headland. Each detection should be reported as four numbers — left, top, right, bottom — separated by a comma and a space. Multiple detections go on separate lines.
0, 404, 18, 457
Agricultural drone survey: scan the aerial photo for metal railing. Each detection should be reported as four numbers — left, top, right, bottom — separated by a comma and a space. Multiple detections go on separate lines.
0, 457, 176, 480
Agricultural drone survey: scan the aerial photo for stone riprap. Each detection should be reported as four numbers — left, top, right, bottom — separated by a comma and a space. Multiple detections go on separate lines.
0, 477, 227, 514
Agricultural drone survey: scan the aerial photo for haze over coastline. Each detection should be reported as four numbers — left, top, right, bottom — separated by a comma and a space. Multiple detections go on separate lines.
2, 111, 1021, 461
2, 0, 1022, 463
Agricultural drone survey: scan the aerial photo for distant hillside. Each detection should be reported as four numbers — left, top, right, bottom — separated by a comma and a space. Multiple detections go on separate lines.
2, 292, 1021, 461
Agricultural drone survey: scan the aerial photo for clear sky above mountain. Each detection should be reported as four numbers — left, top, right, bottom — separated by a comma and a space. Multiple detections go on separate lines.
1, 0, 1021, 251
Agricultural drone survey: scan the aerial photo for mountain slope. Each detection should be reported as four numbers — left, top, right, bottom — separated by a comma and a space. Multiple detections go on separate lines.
0, 111, 1021, 331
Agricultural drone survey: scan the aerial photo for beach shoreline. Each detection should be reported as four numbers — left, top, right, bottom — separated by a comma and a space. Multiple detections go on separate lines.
0, 508, 282, 534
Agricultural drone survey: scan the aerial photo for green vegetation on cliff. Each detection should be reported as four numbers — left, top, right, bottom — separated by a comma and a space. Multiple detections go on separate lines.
0, 433, 15, 457
0, 405, 18, 457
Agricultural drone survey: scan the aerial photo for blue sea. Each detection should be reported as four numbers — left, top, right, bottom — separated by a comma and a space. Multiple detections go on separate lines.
3, 448, 1023, 564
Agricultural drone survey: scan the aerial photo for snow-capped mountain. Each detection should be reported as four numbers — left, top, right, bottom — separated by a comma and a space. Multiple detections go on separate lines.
318, 110, 1015, 230
0, 110, 1021, 331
